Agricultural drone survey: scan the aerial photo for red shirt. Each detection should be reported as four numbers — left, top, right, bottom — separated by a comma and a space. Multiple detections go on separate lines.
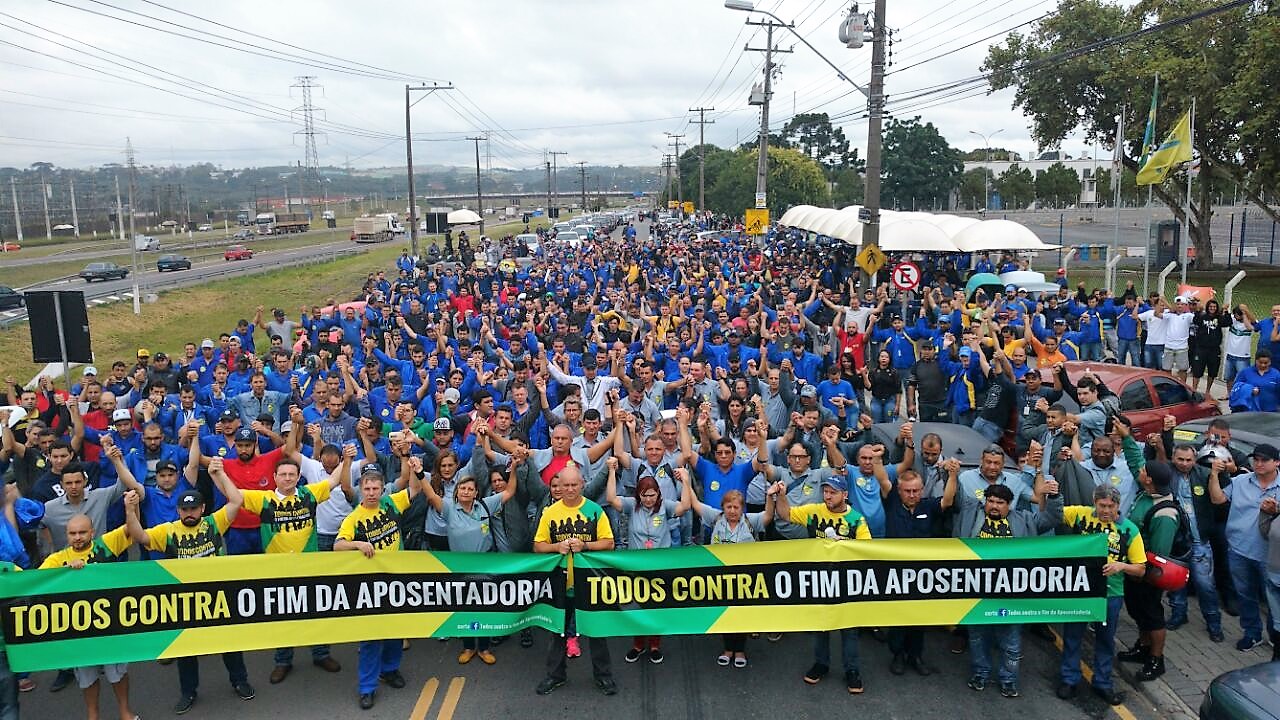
540, 453, 574, 486
222, 447, 283, 529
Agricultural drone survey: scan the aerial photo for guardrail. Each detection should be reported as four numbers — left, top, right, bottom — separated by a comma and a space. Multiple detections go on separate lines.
0, 246, 367, 330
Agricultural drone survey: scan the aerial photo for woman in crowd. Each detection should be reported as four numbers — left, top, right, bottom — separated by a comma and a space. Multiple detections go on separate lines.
865, 349, 901, 423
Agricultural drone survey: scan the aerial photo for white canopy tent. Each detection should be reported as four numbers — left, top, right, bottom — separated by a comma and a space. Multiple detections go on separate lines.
447, 209, 482, 225
778, 206, 1061, 254
951, 219, 1060, 252
873, 219, 960, 252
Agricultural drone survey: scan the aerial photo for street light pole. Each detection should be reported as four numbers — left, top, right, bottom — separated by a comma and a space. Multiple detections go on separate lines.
405, 83, 454, 261
968, 129, 1003, 211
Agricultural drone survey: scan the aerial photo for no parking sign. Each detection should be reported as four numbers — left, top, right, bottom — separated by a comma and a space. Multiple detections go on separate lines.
891, 261, 921, 291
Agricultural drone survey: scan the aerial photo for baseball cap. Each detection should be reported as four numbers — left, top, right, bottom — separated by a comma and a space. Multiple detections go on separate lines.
433, 417, 453, 431
799, 385, 818, 398
82, 366, 98, 377
1250, 443, 1279, 462
937, 316, 951, 324
177, 490, 204, 509
219, 409, 238, 423
137, 348, 151, 358
273, 308, 286, 316
442, 388, 461, 404
155, 459, 179, 473
154, 352, 168, 360
111, 408, 132, 423
200, 338, 215, 349
1053, 317, 1068, 325
581, 354, 598, 369
1004, 284, 1017, 293
234, 427, 256, 442
958, 347, 973, 359
1174, 295, 1190, 304
822, 475, 849, 493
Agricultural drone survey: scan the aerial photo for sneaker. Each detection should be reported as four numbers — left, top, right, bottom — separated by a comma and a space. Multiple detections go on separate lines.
477, 650, 497, 665
845, 670, 864, 694
1209, 628, 1225, 643
967, 675, 987, 692
1092, 686, 1125, 706
1237, 636, 1265, 652
766, 633, 783, 642
1165, 615, 1188, 630
174, 694, 197, 715
1117, 644, 1150, 663
949, 634, 968, 654
1000, 682, 1020, 698
1136, 656, 1166, 682
535, 677, 566, 695
1055, 682, 1077, 700
16, 678, 34, 693
649, 649, 664, 665
566, 636, 581, 658
594, 676, 618, 696
359, 692, 375, 710
624, 647, 644, 663
380, 670, 406, 689
803, 663, 829, 685
520, 629, 534, 648
233, 682, 256, 700
717, 654, 731, 667
49, 670, 73, 693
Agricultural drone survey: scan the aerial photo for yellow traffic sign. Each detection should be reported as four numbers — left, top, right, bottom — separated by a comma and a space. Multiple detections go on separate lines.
667, 200, 679, 209
682, 201, 695, 214
856, 244, 887, 276
744, 208, 769, 235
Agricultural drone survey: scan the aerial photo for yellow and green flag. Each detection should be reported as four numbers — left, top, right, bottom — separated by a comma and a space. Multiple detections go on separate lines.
1137, 109, 1193, 186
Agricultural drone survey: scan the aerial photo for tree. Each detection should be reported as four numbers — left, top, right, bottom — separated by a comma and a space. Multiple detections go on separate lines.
959, 168, 988, 210
961, 148, 1021, 162
706, 147, 830, 216
677, 145, 735, 207
831, 168, 864, 207
1034, 162, 1080, 208
780, 113, 860, 171
996, 164, 1036, 210
880, 117, 964, 210
984, 0, 1280, 266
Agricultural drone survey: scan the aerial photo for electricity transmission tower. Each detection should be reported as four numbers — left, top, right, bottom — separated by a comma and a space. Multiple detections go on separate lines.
292, 76, 325, 212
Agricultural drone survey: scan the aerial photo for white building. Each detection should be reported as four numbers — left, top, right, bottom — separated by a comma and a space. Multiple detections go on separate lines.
963, 152, 1107, 209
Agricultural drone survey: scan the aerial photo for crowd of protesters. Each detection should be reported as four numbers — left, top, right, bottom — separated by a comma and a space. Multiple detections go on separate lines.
0, 209, 1277, 716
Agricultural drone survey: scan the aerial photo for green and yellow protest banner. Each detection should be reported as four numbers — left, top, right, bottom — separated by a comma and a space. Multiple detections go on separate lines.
572, 536, 1107, 637
0, 551, 563, 672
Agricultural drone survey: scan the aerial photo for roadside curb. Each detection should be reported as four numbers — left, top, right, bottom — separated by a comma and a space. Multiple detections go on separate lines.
1115, 663, 1197, 720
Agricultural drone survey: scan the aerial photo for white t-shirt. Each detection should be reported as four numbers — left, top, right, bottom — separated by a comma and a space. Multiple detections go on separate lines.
1138, 310, 1168, 345
1225, 319, 1254, 358
1162, 311, 1194, 350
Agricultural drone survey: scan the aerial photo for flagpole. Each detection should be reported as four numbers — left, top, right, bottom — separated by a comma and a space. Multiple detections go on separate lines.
1142, 73, 1158, 297
1112, 105, 1124, 292
1181, 97, 1194, 287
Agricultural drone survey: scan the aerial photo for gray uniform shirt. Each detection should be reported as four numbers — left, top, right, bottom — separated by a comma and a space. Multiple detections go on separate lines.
42, 481, 127, 551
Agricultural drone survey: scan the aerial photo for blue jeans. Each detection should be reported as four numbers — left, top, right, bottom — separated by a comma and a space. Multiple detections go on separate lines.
462, 637, 491, 651
178, 653, 248, 698
317, 533, 337, 552
224, 527, 263, 556
812, 629, 860, 673
1060, 596, 1123, 691
357, 640, 403, 694
1117, 339, 1141, 367
1142, 345, 1164, 370
1227, 551, 1269, 640
870, 396, 897, 423
972, 417, 1003, 443
274, 645, 330, 666
1080, 342, 1103, 362
951, 408, 974, 426
1167, 541, 1222, 632
1265, 577, 1280, 636
1225, 356, 1251, 383
970, 624, 1021, 684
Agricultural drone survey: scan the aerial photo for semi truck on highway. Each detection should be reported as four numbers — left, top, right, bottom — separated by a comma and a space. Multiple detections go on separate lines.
254, 212, 310, 235
351, 214, 405, 243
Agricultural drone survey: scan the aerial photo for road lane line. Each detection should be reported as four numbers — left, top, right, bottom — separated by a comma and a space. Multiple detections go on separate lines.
408, 676, 439, 720
1049, 628, 1140, 720
436, 676, 465, 720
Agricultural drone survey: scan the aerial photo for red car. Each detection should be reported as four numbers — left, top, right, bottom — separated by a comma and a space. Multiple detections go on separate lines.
224, 244, 254, 261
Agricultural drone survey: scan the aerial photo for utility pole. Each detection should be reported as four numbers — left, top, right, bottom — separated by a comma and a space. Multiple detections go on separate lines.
861, 0, 887, 285
114, 176, 125, 243
665, 133, 685, 209
69, 178, 80, 238
545, 156, 552, 217
405, 83, 455, 260
689, 107, 715, 212
549, 151, 568, 217
7, 177, 19, 246
126, 137, 141, 315
467, 136, 486, 235
575, 161, 588, 212
745, 21, 790, 221
40, 173, 52, 240
662, 155, 675, 206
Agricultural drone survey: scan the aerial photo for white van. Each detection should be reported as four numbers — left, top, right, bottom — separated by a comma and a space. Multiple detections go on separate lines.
133, 235, 159, 251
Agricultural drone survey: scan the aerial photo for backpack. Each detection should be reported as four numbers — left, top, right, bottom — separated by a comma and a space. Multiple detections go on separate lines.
1140, 499, 1192, 562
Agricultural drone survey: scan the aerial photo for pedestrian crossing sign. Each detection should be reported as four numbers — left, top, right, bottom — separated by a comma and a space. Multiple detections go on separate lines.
744, 209, 769, 235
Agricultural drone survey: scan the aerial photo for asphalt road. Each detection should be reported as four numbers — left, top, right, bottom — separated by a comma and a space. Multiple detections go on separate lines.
0, 235, 361, 326
15, 627, 1165, 720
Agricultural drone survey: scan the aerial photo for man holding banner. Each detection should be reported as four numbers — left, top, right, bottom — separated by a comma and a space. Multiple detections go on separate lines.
533, 464, 617, 697
123, 456, 254, 715
774, 473, 872, 694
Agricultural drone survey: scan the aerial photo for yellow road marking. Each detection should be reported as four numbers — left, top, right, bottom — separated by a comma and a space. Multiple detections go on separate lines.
408, 677, 439, 720
1048, 628, 1139, 720
437, 677, 466, 720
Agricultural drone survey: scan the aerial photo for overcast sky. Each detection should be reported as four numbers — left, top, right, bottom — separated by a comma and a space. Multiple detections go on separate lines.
0, 0, 1112, 171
